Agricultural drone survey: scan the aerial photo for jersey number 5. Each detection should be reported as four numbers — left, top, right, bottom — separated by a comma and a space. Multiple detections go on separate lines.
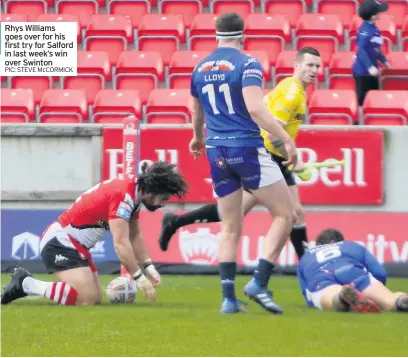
202, 83, 235, 115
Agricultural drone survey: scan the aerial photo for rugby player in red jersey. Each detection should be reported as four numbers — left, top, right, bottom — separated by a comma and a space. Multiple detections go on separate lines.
1, 161, 188, 306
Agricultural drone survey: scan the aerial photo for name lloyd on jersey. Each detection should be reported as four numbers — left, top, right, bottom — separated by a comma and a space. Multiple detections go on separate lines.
296, 147, 367, 187
204, 74, 225, 82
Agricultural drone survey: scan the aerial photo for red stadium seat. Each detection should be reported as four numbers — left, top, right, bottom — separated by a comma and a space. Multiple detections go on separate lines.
36, 14, 81, 43
189, 14, 218, 51
402, 16, 408, 51
308, 90, 358, 125
10, 77, 53, 106
316, 0, 358, 29
328, 51, 355, 90
362, 90, 408, 125
275, 50, 324, 83
39, 89, 88, 123
168, 50, 210, 89
349, 15, 397, 54
5, 0, 46, 21
1, 13, 28, 21
244, 14, 291, 68
137, 14, 185, 66
295, 14, 344, 66
212, 0, 254, 19
242, 51, 271, 82
264, 0, 307, 28
108, 0, 150, 27
115, 51, 163, 105
0, 89, 34, 123
386, 0, 408, 29
85, 15, 133, 66
159, 0, 202, 28
92, 90, 142, 123
381, 52, 408, 90
146, 89, 192, 124
62, 51, 111, 104
56, 0, 99, 29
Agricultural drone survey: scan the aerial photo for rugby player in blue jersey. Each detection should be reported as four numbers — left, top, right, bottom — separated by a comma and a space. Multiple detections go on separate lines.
189, 12, 298, 314
298, 228, 408, 313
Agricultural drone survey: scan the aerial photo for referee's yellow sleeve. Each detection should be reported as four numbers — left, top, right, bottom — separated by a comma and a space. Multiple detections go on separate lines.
267, 94, 298, 126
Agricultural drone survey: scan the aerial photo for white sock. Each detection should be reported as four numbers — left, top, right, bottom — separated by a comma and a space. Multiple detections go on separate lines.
22, 277, 50, 296
22, 277, 78, 305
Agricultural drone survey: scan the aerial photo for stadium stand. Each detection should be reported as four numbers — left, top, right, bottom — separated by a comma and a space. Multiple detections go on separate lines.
1, 0, 407, 125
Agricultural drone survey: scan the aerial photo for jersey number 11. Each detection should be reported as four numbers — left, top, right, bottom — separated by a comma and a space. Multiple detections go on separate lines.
202, 83, 235, 115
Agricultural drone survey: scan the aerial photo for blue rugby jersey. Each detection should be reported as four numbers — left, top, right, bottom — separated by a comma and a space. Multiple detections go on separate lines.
190, 47, 265, 147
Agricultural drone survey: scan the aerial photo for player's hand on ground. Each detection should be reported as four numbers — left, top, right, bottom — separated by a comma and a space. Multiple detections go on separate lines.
135, 276, 157, 302
189, 136, 206, 159
282, 141, 298, 168
145, 264, 161, 287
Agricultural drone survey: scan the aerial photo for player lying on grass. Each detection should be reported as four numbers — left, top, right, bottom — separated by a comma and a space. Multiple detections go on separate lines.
160, 47, 322, 263
298, 228, 408, 313
1, 161, 188, 306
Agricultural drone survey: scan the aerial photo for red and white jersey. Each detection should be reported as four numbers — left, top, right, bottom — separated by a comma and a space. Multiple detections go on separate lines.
57, 176, 140, 248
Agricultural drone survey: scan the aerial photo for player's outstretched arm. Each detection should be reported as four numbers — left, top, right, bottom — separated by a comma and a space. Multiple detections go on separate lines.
110, 218, 157, 301
129, 219, 161, 287
110, 218, 140, 274
243, 86, 298, 166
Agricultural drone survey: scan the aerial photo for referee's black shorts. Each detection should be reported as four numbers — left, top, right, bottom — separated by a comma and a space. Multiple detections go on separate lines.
270, 153, 297, 186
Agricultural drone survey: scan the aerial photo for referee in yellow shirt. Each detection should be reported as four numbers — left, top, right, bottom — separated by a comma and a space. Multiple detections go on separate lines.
159, 47, 322, 262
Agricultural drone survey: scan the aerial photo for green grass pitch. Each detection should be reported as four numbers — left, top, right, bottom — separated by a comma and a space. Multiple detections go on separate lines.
1, 274, 407, 356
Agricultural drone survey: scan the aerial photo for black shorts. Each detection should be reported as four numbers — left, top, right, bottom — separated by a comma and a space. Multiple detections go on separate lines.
41, 237, 96, 274
270, 153, 296, 186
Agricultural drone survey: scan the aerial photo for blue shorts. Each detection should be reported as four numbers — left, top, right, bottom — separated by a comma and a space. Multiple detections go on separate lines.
206, 146, 283, 198
311, 264, 378, 293
306, 264, 380, 309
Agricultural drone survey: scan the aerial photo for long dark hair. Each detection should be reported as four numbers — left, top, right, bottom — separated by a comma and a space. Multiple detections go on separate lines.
137, 161, 188, 199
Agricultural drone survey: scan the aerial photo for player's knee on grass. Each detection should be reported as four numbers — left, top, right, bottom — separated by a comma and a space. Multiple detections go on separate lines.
55, 267, 100, 306
92, 273, 103, 304
76, 288, 100, 306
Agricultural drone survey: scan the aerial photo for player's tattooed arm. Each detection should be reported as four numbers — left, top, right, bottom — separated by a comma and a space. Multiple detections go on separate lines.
270, 137, 289, 159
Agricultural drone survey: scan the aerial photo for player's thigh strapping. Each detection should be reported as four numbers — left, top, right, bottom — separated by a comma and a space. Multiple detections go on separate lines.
40, 222, 97, 274
207, 146, 283, 198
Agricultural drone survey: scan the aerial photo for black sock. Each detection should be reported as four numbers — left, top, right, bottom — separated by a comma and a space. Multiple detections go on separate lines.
290, 224, 309, 260
175, 203, 220, 228
254, 259, 275, 288
219, 262, 237, 300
